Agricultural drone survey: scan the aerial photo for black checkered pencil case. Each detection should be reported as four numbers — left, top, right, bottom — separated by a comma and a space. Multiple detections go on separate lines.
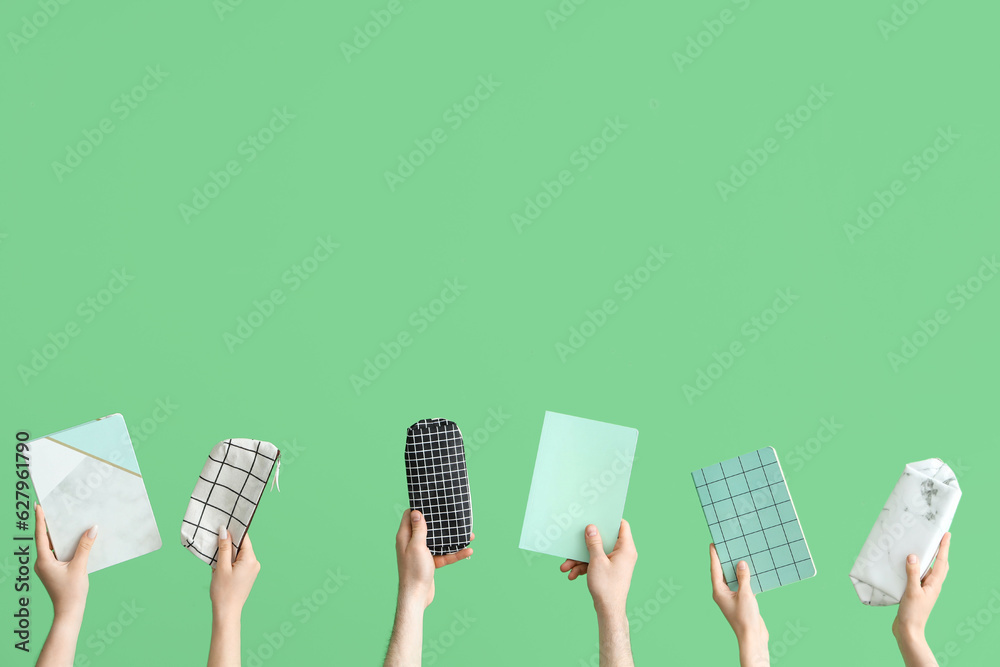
181, 438, 280, 566
405, 419, 473, 555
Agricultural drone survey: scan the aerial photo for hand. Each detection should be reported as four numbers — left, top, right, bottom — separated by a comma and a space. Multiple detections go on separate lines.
210, 528, 261, 619
394, 510, 473, 610
34, 504, 97, 619
560, 520, 637, 614
893, 532, 951, 644
710, 544, 769, 666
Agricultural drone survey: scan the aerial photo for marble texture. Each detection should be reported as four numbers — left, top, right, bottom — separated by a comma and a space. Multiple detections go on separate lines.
850, 458, 961, 606
29, 415, 161, 574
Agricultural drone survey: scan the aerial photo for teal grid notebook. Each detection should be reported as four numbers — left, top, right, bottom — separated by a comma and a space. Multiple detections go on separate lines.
692, 447, 816, 593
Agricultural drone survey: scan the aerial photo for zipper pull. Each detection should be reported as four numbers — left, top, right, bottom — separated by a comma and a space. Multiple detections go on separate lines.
270, 454, 281, 492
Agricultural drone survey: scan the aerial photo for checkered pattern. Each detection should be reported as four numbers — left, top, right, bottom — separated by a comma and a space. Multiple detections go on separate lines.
693, 447, 816, 593
182, 439, 279, 566
405, 418, 473, 556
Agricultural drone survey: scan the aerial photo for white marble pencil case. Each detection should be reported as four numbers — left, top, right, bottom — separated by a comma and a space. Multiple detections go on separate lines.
849, 458, 960, 606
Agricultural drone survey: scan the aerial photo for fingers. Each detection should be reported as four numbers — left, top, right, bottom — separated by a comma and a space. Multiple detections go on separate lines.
567, 563, 588, 580
396, 510, 413, 551
69, 524, 99, 573
614, 519, 636, 554
408, 510, 428, 551
925, 532, 951, 589
433, 546, 473, 568
584, 524, 608, 564
904, 553, 922, 596
735, 560, 753, 598
709, 544, 729, 596
235, 531, 256, 564
34, 504, 54, 564
216, 526, 233, 572
560, 559, 581, 573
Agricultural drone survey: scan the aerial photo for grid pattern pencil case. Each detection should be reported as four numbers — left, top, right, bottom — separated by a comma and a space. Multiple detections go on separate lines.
405, 418, 473, 555
181, 438, 279, 566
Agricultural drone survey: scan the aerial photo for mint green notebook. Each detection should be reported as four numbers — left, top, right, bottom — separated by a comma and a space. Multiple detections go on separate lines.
693, 447, 816, 593
519, 411, 637, 562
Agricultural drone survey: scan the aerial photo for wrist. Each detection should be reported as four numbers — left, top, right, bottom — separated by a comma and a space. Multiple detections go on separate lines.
594, 600, 628, 623
52, 601, 86, 624
211, 602, 243, 627
894, 624, 927, 647
397, 585, 430, 611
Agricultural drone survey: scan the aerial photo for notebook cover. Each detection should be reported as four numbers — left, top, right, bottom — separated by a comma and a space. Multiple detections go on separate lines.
692, 447, 816, 593
28, 414, 162, 573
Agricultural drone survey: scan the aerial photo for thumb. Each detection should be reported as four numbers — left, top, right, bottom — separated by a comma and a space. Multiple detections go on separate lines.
409, 510, 428, 549
735, 560, 753, 597
216, 526, 233, 571
904, 554, 922, 595
584, 525, 608, 563
70, 525, 98, 572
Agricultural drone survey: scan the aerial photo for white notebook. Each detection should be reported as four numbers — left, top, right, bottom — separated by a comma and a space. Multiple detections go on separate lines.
28, 414, 161, 573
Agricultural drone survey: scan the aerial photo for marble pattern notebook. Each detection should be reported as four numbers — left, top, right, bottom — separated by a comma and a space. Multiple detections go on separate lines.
28, 414, 162, 573
692, 447, 816, 593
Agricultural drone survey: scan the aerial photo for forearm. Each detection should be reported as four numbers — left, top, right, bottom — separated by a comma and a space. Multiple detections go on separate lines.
208, 608, 242, 667
596, 604, 634, 667
384, 597, 424, 667
737, 638, 770, 667
36, 608, 85, 667
895, 628, 938, 667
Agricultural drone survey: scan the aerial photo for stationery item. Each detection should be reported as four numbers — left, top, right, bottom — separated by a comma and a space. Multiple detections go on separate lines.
404, 418, 473, 555
181, 439, 280, 566
692, 447, 816, 593
849, 458, 961, 606
519, 412, 637, 563
28, 414, 162, 573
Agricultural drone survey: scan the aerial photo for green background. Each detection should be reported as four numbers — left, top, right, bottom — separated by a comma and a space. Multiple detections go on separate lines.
3, 0, 998, 665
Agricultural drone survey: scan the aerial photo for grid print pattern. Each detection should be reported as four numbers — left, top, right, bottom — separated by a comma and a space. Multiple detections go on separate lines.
405, 418, 473, 556
692, 447, 815, 593
182, 439, 279, 567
